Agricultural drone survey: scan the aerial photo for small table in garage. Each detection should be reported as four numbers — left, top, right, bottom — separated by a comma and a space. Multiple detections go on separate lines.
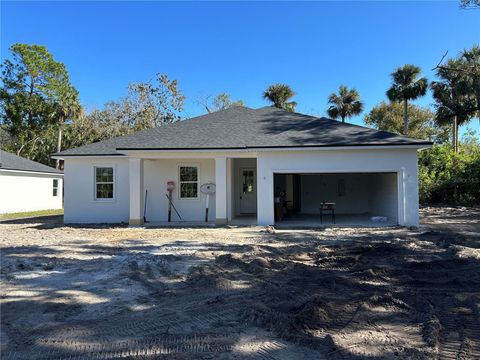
319, 202, 336, 224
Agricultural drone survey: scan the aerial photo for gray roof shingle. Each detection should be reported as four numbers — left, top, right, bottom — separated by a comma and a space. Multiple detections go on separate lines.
55, 106, 431, 156
0, 150, 63, 174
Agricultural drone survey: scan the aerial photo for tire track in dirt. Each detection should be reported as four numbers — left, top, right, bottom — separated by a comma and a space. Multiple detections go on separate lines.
3, 334, 234, 360
429, 294, 480, 360
4, 297, 244, 359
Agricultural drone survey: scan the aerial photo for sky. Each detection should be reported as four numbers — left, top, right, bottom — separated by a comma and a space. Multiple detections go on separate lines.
1, 1, 479, 136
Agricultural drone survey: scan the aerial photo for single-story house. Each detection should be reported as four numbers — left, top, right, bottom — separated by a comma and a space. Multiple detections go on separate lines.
53, 106, 431, 227
0, 150, 63, 214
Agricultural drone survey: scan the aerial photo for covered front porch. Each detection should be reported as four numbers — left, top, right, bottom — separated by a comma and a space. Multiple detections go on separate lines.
127, 155, 258, 226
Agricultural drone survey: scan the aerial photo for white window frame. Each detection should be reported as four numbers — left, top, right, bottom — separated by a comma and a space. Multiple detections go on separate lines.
178, 164, 200, 200
93, 165, 116, 202
52, 179, 59, 197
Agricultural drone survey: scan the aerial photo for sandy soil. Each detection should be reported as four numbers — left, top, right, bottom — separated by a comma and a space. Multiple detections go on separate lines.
1, 206, 479, 359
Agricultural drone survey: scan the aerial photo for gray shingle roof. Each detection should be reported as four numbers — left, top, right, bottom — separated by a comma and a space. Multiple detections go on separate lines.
0, 150, 63, 174
55, 106, 431, 156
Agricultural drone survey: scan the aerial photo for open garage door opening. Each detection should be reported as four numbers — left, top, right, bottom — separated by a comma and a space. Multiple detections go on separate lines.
273, 172, 399, 227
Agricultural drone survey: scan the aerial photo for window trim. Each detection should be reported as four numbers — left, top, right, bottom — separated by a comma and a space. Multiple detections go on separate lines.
52, 179, 59, 197
93, 165, 116, 202
178, 163, 200, 201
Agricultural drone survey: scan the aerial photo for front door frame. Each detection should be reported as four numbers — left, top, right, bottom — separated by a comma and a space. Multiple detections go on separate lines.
238, 167, 257, 214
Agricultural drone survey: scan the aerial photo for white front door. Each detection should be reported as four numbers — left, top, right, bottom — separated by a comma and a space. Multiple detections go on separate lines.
239, 167, 257, 214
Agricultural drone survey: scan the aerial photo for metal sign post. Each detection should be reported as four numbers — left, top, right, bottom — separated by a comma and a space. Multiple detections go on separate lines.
200, 182, 216, 223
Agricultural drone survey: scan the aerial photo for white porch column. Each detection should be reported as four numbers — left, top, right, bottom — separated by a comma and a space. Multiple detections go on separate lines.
215, 157, 227, 225
129, 158, 144, 225
257, 155, 274, 226
226, 158, 233, 222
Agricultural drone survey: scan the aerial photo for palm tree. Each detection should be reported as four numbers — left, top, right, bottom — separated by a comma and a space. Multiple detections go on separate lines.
327, 85, 363, 123
432, 59, 475, 152
386, 64, 428, 135
54, 88, 82, 169
263, 84, 296, 112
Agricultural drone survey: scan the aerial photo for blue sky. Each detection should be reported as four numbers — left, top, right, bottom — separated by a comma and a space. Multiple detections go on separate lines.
1, 1, 479, 136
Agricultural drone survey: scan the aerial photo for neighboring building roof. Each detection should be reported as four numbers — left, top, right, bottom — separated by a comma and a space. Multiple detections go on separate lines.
0, 150, 63, 174
55, 106, 432, 156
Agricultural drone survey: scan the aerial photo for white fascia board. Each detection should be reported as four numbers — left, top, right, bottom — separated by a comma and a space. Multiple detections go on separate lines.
51, 155, 126, 160
0, 169, 64, 177
54, 144, 431, 160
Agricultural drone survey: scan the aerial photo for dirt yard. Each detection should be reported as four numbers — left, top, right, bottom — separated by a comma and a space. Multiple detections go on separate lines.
1, 207, 479, 359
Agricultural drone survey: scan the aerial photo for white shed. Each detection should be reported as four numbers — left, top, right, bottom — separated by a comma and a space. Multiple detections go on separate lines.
0, 150, 63, 214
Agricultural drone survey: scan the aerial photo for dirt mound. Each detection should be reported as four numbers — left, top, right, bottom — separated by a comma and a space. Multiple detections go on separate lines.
367, 293, 410, 310
215, 254, 272, 274
243, 295, 334, 348
315, 255, 359, 269
186, 266, 232, 290
355, 266, 396, 280
423, 313, 441, 348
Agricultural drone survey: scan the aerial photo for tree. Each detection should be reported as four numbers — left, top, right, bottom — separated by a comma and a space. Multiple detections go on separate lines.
364, 101, 449, 143
386, 64, 428, 135
121, 73, 186, 130
431, 81, 473, 152
327, 85, 363, 123
69, 73, 186, 145
50, 79, 82, 168
457, 45, 480, 121
460, 0, 480, 8
0, 44, 80, 166
262, 84, 297, 112
199, 93, 244, 113
431, 46, 479, 152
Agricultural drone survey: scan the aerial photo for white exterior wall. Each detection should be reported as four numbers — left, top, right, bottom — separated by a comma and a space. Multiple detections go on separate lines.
62, 147, 420, 226
0, 170, 63, 214
368, 173, 398, 222
143, 158, 216, 222
298, 174, 369, 214
64, 157, 130, 223
257, 148, 419, 227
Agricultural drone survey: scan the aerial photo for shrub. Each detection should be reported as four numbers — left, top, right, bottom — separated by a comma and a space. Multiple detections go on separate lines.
418, 142, 480, 206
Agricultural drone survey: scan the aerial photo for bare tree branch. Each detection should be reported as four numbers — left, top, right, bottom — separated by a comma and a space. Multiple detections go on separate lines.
432, 51, 449, 71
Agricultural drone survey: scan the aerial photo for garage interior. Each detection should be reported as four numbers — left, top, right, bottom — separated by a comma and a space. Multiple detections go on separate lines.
273, 172, 399, 227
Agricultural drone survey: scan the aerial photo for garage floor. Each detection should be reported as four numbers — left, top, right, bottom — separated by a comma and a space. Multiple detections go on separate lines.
276, 213, 397, 228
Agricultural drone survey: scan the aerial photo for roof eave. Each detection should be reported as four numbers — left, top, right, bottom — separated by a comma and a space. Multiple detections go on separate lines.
0, 168, 63, 175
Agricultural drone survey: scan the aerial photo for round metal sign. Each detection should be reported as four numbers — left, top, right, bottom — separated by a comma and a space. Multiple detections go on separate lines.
200, 182, 216, 194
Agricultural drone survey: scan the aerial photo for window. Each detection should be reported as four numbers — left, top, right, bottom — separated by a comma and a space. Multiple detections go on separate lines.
179, 165, 198, 199
95, 167, 114, 200
52, 179, 59, 197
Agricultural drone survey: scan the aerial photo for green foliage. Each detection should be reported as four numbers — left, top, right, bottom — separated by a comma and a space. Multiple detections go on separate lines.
418, 140, 480, 206
386, 64, 428, 102
262, 84, 296, 112
327, 85, 363, 123
0, 208, 63, 221
200, 93, 244, 113
0, 43, 80, 166
386, 64, 428, 134
433, 45, 480, 123
364, 101, 449, 143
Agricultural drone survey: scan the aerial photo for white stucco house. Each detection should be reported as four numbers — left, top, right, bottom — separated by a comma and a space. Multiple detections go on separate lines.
53, 106, 431, 227
0, 150, 63, 214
